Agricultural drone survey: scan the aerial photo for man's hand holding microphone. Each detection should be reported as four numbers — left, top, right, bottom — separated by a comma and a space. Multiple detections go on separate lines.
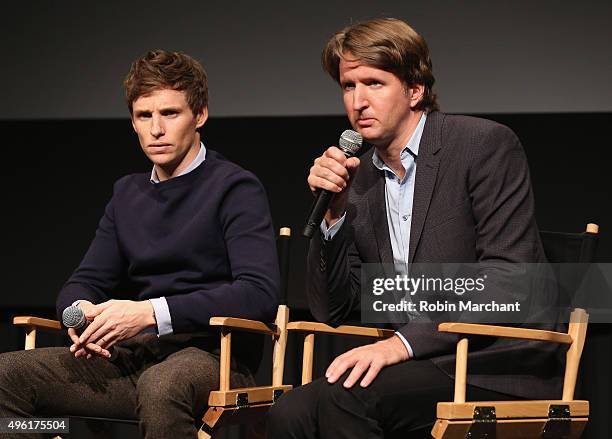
303, 130, 363, 237
63, 299, 155, 360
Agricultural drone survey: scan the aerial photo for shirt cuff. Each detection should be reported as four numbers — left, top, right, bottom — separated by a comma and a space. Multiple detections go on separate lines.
149, 297, 173, 336
319, 213, 346, 240
394, 332, 414, 359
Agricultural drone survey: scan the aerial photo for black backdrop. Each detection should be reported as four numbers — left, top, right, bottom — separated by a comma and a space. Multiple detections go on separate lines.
1, 113, 611, 437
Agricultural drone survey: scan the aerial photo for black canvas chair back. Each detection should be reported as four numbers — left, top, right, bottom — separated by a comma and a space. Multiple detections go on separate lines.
540, 227, 599, 263
540, 225, 600, 314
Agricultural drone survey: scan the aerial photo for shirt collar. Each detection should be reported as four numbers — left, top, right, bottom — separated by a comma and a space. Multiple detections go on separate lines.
372, 112, 427, 172
150, 141, 207, 184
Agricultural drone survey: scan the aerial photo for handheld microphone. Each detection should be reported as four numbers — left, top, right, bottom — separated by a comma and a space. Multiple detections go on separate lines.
62, 305, 90, 331
302, 130, 363, 239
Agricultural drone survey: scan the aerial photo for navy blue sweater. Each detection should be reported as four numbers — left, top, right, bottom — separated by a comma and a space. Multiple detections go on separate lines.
56, 150, 280, 333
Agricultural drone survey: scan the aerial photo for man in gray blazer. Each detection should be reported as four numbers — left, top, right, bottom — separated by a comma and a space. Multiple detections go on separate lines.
268, 18, 561, 438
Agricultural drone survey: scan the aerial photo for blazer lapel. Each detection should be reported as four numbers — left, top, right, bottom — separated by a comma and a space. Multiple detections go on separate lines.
362, 155, 394, 265
409, 112, 443, 263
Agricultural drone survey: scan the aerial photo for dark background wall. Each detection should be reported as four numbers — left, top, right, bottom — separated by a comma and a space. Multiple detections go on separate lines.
1, 113, 611, 439
2, 114, 611, 309
2, 1, 611, 119
2, 1, 611, 438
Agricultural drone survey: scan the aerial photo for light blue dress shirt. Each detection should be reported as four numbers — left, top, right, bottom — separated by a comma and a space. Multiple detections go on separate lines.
320, 113, 428, 357
74, 142, 207, 337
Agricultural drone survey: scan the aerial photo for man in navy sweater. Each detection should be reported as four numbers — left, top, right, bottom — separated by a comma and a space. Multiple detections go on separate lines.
0, 50, 280, 438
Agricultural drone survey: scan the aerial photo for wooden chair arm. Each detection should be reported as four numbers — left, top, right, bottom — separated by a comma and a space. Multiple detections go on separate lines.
287, 321, 395, 338
209, 317, 278, 337
288, 321, 394, 386
13, 316, 63, 331
438, 322, 572, 344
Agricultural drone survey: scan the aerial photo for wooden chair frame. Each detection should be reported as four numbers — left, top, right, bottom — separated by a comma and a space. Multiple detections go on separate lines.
432, 223, 598, 439
200, 304, 291, 438
432, 309, 590, 439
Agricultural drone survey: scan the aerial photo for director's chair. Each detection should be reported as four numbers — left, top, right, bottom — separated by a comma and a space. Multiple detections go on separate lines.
431, 223, 599, 439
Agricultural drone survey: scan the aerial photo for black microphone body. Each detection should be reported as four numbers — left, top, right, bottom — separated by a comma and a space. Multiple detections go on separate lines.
303, 130, 363, 238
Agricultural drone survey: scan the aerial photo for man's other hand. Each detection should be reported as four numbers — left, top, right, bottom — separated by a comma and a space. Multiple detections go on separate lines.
325, 335, 410, 388
307, 146, 360, 226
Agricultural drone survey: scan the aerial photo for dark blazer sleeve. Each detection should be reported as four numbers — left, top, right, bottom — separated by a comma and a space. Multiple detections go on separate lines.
306, 219, 363, 325
397, 122, 544, 359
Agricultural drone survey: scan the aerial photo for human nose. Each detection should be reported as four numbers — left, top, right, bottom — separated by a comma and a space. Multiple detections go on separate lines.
150, 114, 165, 138
352, 84, 369, 111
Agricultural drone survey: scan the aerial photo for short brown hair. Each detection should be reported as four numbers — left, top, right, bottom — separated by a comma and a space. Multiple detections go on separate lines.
124, 50, 208, 115
322, 18, 438, 112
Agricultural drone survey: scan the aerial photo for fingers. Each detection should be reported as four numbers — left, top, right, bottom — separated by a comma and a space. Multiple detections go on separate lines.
68, 328, 81, 353
78, 312, 111, 345
67, 328, 79, 345
83, 319, 117, 346
323, 146, 348, 163
308, 162, 348, 193
80, 300, 116, 320
68, 303, 114, 360
341, 360, 369, 388
325, 350, 373, 389
346, 157, 361, 171
325, 339, 406, 389
359, 361, 383, 388
77, 300, 100, 320
87, 342, 111, 358
74, 342, 111, 359
96, 332, 118, 351
74, 347, 87, 358
93, 300, 115, 311
308, 147, 353, 194
325, 350, 358, 384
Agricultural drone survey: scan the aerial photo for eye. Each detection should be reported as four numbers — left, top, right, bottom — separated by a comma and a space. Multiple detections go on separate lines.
161, 109, 179, 117
342, 82, 355, 91
368, 80, 383, 87
136, 111, 152, 119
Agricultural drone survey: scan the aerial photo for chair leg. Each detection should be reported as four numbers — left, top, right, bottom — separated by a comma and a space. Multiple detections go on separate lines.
25, 326, 37, 350
199, 407, 224, 439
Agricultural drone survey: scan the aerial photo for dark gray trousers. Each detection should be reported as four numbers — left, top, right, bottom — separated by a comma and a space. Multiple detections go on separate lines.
267, 359, 518, 439
0, 333, 254, 438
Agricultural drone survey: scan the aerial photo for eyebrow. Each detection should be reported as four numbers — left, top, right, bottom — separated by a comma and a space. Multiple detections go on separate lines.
133, 109, 151, 117
133, 106, 182, 116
